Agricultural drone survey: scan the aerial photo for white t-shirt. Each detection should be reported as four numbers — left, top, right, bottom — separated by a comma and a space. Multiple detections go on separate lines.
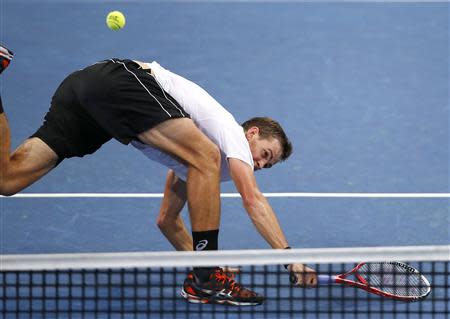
131, 61, 254, 182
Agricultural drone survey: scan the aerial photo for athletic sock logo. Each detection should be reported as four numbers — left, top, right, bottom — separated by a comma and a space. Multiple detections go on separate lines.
195, 240, 208, 251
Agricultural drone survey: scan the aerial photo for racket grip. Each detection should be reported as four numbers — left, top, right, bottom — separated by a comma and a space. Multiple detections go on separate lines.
290, 273, 336, 285
318, 275, 336, 285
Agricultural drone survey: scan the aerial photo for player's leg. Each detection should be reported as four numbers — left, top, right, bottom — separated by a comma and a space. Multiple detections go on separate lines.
147, 114, 263, 307
138, 118, 221, 233
139, 118, 222, 283
0, 48, 112, 196
141, 119, 264, 306
0, 114, 59, 196
0, 45, 59, 196
157, 170, 192, 251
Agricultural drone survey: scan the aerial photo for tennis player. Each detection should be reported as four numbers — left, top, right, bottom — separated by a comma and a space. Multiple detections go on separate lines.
0, 45, 317, 306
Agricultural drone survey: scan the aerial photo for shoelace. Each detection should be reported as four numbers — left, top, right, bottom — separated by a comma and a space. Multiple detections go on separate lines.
213, 269, 242, 293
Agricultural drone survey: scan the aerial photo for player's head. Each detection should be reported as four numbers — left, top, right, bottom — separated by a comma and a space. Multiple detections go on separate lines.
242, 117, 292, 171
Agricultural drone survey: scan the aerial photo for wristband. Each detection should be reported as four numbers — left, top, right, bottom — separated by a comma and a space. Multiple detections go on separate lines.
283, 246, 292, 270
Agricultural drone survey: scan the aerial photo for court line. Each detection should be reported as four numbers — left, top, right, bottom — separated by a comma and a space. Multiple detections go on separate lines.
2, 193, 449, 198
13, 0, 450, 3
158, 0, 450, 3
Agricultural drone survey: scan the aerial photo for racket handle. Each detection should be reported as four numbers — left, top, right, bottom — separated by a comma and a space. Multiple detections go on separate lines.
318, 275, 336, 285
290, 273, 336, 285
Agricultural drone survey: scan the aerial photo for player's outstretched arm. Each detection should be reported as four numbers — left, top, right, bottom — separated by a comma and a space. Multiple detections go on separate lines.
228, 158, 317, 287
228, 158, 289, 249
157, 169, 192, 251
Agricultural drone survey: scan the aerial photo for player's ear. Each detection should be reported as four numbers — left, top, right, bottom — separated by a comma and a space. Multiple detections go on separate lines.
245, 126, 260, 140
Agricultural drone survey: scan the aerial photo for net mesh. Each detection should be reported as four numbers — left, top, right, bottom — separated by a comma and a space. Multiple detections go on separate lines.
1, 245, 449, 319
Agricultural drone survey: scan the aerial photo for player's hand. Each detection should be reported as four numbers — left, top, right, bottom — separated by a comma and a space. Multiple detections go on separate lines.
288, 263, 317, 288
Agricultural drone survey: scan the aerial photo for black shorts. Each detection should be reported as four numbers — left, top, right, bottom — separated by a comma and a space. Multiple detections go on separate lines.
32, 58, 188, 161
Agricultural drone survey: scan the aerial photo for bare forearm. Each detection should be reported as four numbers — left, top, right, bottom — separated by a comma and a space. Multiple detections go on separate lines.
243, 194, 289, 249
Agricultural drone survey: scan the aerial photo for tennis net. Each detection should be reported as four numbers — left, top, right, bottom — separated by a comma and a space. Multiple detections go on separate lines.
1, 245, 449, 318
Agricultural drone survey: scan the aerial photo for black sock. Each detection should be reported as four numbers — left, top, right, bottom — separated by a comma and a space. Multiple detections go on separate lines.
192, 229, 219, 282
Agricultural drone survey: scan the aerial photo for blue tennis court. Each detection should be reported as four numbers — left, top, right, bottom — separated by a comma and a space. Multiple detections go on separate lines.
1, 1, 448, 318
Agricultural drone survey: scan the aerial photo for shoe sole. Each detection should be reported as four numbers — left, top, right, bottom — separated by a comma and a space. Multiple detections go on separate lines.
180, 288, 263, 306
0, 46, 13, 60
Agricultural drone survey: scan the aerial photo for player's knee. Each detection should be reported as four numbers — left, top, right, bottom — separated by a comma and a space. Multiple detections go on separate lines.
209, 144, 221, 166
156, 213, 179, 233
0, 181, 19, 197
156, 214, 167, 230
197, 142, 221, 174
0, 167, 22, 196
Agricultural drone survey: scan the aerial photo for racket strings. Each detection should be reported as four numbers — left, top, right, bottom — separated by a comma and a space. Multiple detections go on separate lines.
358, 262, 430, 297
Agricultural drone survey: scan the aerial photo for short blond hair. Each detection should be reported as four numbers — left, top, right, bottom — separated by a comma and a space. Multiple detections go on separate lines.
242, 117, 292, 161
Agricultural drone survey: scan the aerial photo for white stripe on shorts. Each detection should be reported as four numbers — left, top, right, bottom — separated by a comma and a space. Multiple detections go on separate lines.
147, 72, 186, 117
111, 59, 172, 117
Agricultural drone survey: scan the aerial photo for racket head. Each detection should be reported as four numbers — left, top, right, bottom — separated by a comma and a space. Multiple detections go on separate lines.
338, 261, 431, 302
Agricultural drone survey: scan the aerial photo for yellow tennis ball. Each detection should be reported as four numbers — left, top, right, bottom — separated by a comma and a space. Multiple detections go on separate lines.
106, 11, 126, 30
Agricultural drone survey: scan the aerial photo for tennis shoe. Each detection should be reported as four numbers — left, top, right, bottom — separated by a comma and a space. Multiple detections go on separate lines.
0, 45, 13, 74
181, 268, 264, 306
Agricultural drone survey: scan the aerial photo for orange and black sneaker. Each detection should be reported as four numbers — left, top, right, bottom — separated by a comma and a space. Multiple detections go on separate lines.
0, 46, 13, 74
181, 268, 264, 306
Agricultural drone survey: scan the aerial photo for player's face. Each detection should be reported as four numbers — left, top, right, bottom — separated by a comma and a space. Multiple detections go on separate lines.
246, 127, 283, 171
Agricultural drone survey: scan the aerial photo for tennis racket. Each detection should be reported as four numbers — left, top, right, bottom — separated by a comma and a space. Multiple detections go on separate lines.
290, 261, 431, 302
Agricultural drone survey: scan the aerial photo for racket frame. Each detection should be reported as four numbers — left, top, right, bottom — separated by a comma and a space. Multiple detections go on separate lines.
320, 261, 431, 302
